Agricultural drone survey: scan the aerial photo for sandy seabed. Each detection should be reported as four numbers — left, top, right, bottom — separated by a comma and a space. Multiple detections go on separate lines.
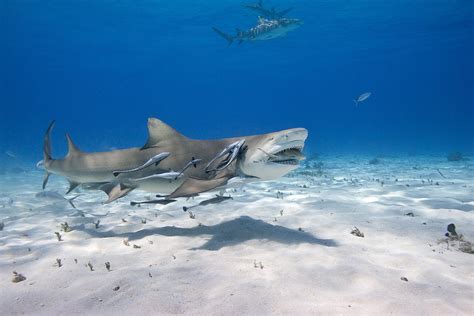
1, 155, 473, 315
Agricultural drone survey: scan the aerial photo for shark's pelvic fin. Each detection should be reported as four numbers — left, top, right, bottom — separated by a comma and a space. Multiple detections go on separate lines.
66, 180, 80, 194
65, 134, 81, 157
42, 172, 51, 190
168, 176, 230, 199
99, 182, 135, 204
141, 118, 187, 150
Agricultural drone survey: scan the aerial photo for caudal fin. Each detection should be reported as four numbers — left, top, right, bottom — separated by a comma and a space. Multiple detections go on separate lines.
42, 120, 55, 190
44, 120, 56, 162
212, 27, 234, 46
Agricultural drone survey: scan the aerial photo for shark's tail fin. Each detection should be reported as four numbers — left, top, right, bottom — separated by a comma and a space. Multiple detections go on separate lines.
44, 120, 56, 163
212, 27, 234, 46
42, 120, 56, 190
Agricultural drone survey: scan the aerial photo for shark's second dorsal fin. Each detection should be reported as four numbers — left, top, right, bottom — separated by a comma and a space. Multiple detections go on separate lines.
142, 118, 187, 150
66, 134, 81, 157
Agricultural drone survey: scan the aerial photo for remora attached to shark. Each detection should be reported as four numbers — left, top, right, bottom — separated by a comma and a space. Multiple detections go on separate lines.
42, 118, 307, 203
213, 17, 303, 45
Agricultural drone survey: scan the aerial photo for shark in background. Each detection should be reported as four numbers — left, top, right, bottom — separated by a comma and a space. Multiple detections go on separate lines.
213, 17, 303, 45
213, 1, 302, 45
41, 118, 308, 203
243, 0, 293, 20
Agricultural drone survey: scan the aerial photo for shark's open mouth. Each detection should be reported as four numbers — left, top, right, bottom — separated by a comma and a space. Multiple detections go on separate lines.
269, 145, 305, 165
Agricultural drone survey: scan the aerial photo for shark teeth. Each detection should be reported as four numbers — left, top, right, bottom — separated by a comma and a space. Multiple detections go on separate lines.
272, 159, 299, 165
269, 145, 304, 165
273, 146, 303, 156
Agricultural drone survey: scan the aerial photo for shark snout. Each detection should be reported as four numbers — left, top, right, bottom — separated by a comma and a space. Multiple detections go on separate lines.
267, 128, 308, 158
278, 128, 308, 143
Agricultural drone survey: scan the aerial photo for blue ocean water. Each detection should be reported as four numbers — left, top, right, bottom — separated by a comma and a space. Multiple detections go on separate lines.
1, 0, 473, 161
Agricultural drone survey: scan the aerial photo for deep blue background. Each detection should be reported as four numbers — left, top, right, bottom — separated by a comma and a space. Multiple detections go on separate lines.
1, 0, 473, 161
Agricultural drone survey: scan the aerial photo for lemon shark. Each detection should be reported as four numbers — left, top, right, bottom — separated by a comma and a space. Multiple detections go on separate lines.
42, 118, 307, 203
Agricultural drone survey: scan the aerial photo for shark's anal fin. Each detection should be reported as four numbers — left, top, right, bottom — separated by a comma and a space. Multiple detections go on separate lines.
167, 176, 230, 199
141, 118, 187, 150
42, 171, 51, 190
66, 180, 80, 195
99, 182, 135, 204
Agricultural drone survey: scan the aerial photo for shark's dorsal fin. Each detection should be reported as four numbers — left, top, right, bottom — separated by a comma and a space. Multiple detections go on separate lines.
167, 176, 230, 199
142, 118, 187, 150
66, 134, 81, 157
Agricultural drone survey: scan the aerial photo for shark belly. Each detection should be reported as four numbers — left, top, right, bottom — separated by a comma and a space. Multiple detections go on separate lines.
131, 177, 186, 194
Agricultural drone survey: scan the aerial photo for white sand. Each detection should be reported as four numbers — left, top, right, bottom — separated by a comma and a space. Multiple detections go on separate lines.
1, 155, 473, 315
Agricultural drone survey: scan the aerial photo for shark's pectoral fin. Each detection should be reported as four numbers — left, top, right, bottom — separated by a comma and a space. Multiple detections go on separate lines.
141, 118, 187, 150
99, 182, 135, 203
167, 176, 230, 199
42, 171, 51, 190
66, 180, 80, 194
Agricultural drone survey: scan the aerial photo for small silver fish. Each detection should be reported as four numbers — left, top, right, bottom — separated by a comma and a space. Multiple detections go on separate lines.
182, 194, 233, 211
36, 160, 45, 169
113, 152, 170, 176
175, 157, 202, 179
130, 199, 176, 206
35, 191, 79, 208
205, 139, 246, 173
135, 171, 183, 182
5, 151, 16, 158
354, 92, 371, 105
